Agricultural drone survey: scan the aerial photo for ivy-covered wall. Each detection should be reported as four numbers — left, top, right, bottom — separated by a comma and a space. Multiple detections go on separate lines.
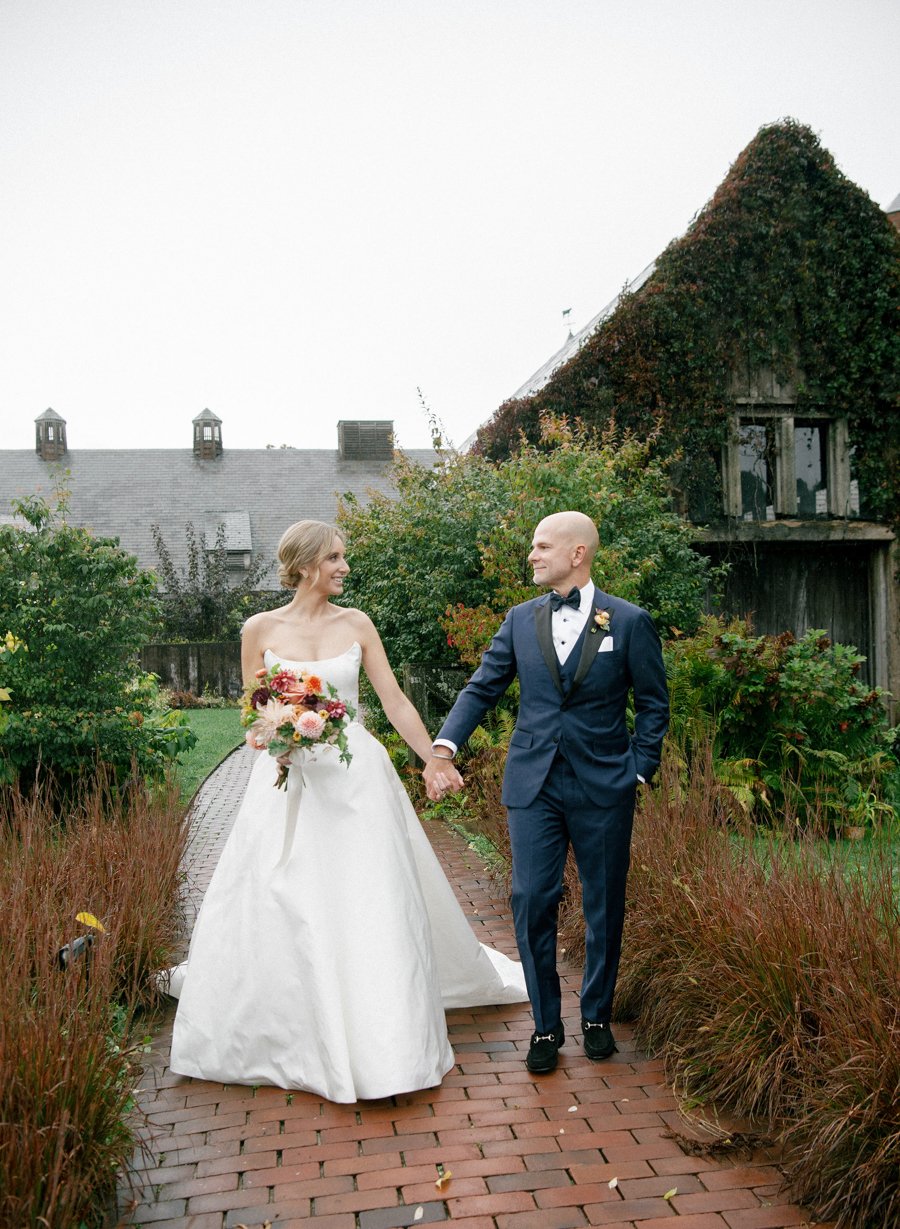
475, 120, 900, 527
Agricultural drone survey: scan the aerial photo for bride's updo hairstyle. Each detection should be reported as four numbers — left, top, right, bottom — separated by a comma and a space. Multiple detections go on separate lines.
277, 520, 344, 589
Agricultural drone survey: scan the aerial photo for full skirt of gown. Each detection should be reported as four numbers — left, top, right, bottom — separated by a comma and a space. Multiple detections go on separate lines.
168, 643, 527, 1103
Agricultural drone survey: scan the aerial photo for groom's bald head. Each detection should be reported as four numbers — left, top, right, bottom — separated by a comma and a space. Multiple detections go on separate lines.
528, 511, 599, 592
537, 511, 599, 561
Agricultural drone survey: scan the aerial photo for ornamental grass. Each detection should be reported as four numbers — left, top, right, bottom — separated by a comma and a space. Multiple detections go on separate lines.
553, 751, 899, 1229
0, 777, 188, 1228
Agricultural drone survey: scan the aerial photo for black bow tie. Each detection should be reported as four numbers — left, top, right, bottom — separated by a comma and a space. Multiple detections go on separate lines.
549, 587, 581, 612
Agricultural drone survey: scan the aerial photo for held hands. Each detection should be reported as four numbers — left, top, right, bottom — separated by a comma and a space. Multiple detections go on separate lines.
423, 754, 464, 802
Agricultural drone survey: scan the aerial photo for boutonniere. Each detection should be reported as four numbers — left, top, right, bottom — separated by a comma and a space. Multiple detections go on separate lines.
590, 608, 611, 635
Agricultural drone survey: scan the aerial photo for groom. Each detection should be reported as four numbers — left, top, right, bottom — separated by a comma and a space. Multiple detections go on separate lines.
423, 511, 669, 1073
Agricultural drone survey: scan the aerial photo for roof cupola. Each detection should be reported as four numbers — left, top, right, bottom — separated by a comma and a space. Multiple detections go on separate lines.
193, 408, 223, 459
34, 407, 68, 460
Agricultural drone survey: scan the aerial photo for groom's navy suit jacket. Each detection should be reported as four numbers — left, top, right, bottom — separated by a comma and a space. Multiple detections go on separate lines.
437, 586, 669, 809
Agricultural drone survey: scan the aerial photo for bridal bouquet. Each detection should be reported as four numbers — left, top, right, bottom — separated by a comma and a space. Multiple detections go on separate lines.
241, 663, 355, 789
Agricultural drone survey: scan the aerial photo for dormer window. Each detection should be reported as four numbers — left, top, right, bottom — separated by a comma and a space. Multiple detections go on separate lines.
206, 511, 252, 571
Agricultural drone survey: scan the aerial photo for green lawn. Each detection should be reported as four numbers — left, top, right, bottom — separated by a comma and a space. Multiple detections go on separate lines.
174, 708, 244, 803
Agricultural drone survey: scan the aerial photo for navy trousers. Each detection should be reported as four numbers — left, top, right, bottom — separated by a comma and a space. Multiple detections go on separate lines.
505, 751, 636, 1033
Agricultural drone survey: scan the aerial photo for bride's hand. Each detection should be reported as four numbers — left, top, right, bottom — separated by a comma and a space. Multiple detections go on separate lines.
423, 755, 463, 802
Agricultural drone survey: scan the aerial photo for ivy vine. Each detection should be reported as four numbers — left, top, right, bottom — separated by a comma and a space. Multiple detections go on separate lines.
475, 119, 900, 526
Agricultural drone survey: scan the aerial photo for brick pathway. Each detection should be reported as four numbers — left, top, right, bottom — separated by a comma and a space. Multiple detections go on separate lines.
117, 749, 827, 1229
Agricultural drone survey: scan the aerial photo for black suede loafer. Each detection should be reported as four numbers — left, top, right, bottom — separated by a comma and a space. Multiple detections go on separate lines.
526, 1023, 565, 1074
582, 1020, 616, 1060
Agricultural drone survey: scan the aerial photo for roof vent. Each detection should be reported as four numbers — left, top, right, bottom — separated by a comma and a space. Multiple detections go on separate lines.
338, 420, 394, 461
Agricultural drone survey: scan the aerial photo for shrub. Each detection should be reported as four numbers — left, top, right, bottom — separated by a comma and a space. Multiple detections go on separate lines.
162, 686, 234, 710
339, 417, 714, 677
150, 520, 272, 642
0, 491, 196, 797
443, 416, 715, 664
666, 615, 898, 827
338, 443, 512, 668
447, 721, 898, 1224
0, 777, 189, 1226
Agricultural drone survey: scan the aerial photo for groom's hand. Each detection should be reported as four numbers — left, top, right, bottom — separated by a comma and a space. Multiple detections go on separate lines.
423, 754, 464, 802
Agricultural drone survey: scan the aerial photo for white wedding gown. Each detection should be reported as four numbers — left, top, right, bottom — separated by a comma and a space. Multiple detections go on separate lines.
168, 642, 527, 1103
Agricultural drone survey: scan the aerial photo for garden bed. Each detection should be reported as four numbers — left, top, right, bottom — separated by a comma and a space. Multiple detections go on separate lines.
0, 780, 189, 1227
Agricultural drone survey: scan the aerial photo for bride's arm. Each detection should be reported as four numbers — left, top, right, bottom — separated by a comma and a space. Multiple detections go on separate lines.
357, 615, 462, 788
240, 614, 268, 685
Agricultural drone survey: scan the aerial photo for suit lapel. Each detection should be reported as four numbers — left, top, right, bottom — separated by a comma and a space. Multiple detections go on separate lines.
534, 596, 563, 695
568, 585, 605, 698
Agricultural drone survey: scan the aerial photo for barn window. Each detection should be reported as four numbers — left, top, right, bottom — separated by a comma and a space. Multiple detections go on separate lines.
723, 413, 856, 520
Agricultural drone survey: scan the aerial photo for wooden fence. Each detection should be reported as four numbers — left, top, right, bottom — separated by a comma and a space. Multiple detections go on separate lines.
140, 642, 243, 698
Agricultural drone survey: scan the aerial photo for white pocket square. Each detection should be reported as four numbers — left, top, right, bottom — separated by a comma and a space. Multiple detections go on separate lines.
597, 637, 614, 653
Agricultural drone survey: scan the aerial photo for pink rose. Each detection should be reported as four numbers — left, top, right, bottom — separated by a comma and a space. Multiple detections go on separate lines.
245, 726, 268, 750
294, 709, 327, 740
269, 670, 307, 702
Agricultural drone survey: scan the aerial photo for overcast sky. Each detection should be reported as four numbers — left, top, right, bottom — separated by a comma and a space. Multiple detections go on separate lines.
2, 0, 897, 455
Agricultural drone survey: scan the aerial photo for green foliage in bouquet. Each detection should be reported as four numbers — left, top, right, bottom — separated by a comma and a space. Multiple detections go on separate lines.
0, 490, 196, 798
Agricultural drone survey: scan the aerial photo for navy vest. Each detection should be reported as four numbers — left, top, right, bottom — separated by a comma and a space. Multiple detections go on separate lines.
558, 615, 591, 693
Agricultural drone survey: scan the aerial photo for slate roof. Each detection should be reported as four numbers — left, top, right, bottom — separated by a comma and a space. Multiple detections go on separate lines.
0, 446, 436, 590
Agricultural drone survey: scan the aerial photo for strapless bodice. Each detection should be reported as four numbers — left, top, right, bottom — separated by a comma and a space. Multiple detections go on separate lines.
263, 641, 361, 712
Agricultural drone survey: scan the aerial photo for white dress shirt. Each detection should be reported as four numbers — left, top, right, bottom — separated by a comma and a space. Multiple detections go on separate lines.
551, 581, 594, 664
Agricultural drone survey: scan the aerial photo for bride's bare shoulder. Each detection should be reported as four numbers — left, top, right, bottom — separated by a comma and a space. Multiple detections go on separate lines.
334, 606, 375, 633
241, 605, 291, 639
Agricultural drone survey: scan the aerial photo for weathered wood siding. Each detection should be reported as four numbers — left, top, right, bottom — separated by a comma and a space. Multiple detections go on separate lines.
700, 542, 873, 682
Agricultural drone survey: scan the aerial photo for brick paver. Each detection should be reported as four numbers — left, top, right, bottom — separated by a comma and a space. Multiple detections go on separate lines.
117, 749, 830, 1228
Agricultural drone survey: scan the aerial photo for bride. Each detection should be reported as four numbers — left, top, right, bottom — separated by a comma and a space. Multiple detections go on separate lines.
168, 519, 527, 1103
